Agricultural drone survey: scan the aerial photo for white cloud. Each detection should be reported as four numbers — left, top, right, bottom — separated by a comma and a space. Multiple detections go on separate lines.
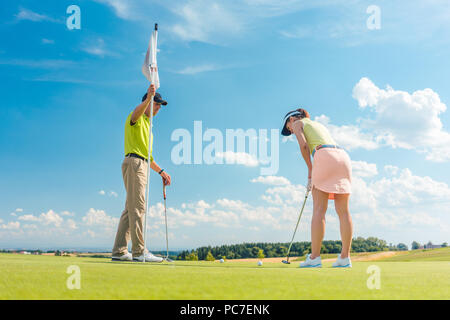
2, 166, 449, 246
251, 175, 291, 186
94, 0, 134, 20
310, 78, 450, 163
261, 184, 306, 205
216, 199, 250, 211
15, 208, 23, 212
384, 165, 399, 176
282, 135, 295, 143
82, 208, 118, 229
169, 0, 243, 43
40, 210, 63, 227
67, 219, 78, 230
108, 191, 118, 198
99, 190, 118, 197
175, 64, 222, 75
351, 160, 378, 178
0, 222, 20, 230
352, 77, 450, 161
0, 59, 76, 69
82, 38, 113, 58
371, 168, 450, 206
18, 214, 39, 222
314, 115, 379, 151
85, 230, 96, 238
41, 38, 54, 45
280, 1, 450, 46
15, 8, 57, 23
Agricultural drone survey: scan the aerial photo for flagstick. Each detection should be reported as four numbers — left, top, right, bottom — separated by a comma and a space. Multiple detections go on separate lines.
143, 23, 158, 263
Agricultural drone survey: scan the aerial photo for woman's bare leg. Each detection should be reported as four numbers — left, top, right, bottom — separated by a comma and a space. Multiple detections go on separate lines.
334, 193, 353, 258
310, 187, 329, 259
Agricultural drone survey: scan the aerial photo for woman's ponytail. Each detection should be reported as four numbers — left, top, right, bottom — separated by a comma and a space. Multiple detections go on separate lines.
296, 108, 310, 119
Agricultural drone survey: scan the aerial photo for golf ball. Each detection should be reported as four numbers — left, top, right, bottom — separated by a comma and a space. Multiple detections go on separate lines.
257, 261, 263, 266
220, 259, 224, 263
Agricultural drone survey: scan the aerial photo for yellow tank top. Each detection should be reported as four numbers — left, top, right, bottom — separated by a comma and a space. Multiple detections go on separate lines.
299, 118, 336, 154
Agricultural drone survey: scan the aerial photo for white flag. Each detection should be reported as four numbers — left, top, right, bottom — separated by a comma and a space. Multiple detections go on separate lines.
142, 28, 160, 89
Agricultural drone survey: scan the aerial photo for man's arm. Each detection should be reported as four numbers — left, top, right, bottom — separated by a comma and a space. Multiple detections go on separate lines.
150, 160, 171, 186
130, 84, 155, 125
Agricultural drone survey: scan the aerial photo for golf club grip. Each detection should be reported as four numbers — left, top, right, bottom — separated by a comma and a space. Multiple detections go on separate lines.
155, 23, 158, 31
163, 185, 166, 200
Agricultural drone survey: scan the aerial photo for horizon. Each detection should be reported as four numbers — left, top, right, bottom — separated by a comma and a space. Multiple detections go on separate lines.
2, 236, 445, 253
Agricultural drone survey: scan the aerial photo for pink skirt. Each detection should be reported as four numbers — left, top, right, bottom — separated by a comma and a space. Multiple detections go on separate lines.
312, 148, 352, 200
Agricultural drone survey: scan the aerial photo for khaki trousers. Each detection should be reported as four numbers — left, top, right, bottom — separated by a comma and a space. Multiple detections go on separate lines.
112, 157, 148, 256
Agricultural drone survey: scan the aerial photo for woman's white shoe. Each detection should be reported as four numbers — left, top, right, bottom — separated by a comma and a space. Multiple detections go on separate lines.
332, 254, 352, 268
299, 254, 322, 268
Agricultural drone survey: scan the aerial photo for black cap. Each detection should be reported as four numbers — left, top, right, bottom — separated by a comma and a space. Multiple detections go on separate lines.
154, 92, 168, 105
281, 110, 301, 136
141, 92, 168, 105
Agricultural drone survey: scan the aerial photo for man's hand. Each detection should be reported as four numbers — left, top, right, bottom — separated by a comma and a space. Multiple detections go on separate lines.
131, 84, 157, 124
160, 171, 171, 186
147, 84, 156, 100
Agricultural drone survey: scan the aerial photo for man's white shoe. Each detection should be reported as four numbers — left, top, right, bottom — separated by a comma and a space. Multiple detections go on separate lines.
299, 254, 322, 268
133, 252, 164, 263
111, 252, 132, 261
332, 254, 352, 268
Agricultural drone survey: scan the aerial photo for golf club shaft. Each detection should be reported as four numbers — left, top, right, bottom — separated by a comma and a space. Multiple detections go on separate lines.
163, 184, 169, 259
285, 191, 309, 261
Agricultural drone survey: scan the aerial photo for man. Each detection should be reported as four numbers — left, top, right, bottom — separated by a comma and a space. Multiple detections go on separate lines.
112, 84, 172, 262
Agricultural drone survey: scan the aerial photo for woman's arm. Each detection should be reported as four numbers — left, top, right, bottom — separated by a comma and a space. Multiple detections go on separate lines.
292, 120, 312, 178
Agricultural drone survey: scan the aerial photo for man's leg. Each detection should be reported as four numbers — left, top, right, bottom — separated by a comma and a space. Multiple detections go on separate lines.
112, 159, 132, 256
127, 157, 148, 257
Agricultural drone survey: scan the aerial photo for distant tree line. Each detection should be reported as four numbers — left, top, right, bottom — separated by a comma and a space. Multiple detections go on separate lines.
176, 237, 411, 261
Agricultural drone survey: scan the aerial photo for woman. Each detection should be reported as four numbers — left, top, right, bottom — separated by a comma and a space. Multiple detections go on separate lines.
282, 108, 353, 268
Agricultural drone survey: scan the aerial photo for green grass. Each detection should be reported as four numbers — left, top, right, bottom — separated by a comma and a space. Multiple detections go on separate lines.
1, 252, 449, 299
378, 247, 450, 262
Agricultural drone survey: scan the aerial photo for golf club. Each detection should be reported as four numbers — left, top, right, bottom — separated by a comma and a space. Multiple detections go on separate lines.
162, 183, 174, 263
282, 190, 310, 264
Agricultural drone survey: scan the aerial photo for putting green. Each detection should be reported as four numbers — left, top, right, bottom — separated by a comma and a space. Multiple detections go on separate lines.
1, 252, 449, 299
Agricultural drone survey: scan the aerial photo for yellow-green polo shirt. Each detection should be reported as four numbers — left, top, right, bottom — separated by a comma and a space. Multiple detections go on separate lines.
124, 111, 153, 162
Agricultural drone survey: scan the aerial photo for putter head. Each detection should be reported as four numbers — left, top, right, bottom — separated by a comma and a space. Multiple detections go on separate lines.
281, 260, 291, 264
164, 257, 174, 263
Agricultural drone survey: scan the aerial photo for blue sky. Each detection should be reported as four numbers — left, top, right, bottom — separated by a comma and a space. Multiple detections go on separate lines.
1, 0, 450, 250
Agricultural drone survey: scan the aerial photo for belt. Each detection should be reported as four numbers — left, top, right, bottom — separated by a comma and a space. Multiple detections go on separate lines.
125, 153, 148, 162
312, 144, 342, 157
